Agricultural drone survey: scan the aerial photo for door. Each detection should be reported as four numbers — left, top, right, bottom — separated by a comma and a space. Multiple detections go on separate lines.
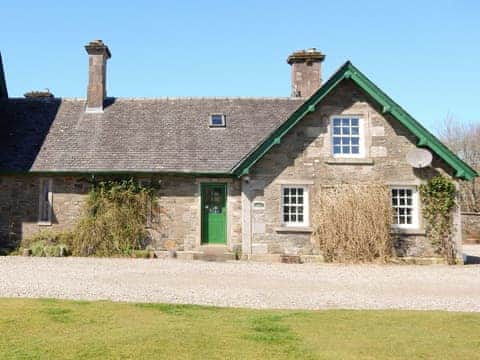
201, 183, 227, 244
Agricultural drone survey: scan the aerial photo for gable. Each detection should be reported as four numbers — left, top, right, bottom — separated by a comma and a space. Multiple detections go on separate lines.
232, 62, 478, 181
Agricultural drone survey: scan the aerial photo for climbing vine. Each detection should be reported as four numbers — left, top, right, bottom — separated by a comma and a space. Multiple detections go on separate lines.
419, 176, 457, 264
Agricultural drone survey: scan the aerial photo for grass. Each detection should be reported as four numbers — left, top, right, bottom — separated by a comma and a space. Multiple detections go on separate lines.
0, 299, 479, 359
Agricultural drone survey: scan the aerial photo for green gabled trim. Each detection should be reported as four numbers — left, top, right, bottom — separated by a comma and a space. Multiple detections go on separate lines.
232, 62, 478, 180
232, 62, 348, 177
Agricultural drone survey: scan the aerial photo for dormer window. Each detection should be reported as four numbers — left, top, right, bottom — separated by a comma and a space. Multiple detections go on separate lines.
209, 114, 226, 127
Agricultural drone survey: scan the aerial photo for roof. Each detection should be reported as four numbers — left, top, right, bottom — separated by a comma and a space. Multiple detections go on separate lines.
233, 62, 478, 181
0, 62, 476, 180
0, 97, 303, 174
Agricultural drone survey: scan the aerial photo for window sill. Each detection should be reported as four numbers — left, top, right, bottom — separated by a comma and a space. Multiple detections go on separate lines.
275, 226, 313, 233
325, 158, 374, 165
390, 228, 426, 236
38, 222, 52, 227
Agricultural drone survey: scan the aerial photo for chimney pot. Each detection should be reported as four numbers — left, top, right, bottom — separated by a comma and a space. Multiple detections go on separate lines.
287, 49, 325, 98
85, 39, 111, 112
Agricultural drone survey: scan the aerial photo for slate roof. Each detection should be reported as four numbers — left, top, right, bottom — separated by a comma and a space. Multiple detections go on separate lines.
0, 97, 303, 173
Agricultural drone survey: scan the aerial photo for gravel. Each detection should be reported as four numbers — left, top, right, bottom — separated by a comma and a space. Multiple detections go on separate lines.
1, 256, 479, 312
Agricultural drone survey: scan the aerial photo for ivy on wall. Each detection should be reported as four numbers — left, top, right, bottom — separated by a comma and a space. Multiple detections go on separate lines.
419, 176, 457, 264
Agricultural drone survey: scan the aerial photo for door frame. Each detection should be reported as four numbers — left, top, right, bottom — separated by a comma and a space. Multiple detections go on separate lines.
200, 182, 227, 245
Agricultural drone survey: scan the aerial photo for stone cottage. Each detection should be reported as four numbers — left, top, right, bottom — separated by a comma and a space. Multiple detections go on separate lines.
0, 40, 477, 261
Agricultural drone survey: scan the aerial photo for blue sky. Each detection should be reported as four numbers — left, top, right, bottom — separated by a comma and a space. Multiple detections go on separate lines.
1, 0, 479, 132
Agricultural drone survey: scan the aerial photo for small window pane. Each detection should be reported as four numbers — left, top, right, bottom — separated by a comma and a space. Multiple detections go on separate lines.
333, 127, 341, 135
342, 127, 350, 135
333, 137, 341, 145
351, 127, 359, 135
333, 118, 341, 126
351, 146, 359, 154
351, 118, 359, 126
333, 146, 341, 154
342, 118, 350, 126
351, 138, 359, 145
342, 146, 349, 153
342, 137, 350, 145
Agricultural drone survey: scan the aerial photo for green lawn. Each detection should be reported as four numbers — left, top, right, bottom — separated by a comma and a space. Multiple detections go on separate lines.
0, 299, 479, 359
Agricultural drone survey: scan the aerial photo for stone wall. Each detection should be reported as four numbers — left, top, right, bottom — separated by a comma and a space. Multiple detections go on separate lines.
246, 79, 455, 258
0, 175, 242, 253
0, 176, 89, 250
462, 212, 480, 242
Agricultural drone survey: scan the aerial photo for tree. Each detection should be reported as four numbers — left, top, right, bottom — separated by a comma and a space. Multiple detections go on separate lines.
437, 116, 480, 212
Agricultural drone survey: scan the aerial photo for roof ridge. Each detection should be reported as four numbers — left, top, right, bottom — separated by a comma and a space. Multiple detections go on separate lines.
2, 96, 305, 101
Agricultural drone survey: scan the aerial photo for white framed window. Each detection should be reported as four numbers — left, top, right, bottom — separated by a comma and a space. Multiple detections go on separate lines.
331, 116, 364, 157
209, 114, 226, 127
38, 178, 53, 225
391, 186, 419, 229
281, 185, 309, 227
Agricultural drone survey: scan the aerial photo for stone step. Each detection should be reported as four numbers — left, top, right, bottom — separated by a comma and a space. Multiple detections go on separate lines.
195, 246, 236, 262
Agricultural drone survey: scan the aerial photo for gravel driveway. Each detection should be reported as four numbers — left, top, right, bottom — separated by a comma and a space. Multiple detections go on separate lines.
1, 257, 479, 312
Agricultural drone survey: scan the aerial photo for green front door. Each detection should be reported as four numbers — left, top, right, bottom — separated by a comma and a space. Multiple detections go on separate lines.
201, 183, 227, 244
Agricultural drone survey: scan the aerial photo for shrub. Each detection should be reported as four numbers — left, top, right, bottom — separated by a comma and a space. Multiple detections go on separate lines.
313, 184, 393, 263
21, 230, 73, 249
68, 179, 153, 257
21, 231, 72, 257
30, 240, 47, 257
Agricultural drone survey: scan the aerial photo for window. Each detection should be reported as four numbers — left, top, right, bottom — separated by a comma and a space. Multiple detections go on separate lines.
38, 178, 53, 224
391, 187, 419, 229
331, 116, 363, 157
282, 186, 309, 226
209, 114, 226, 127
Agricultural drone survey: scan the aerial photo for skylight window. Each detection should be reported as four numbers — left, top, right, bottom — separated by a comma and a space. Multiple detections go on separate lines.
209, 114, 226, 127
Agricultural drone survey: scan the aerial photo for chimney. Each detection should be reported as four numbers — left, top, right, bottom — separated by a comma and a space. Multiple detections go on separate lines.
0, 52, 8, 99
85, 40, 111, 112
287, 48, 325, 98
